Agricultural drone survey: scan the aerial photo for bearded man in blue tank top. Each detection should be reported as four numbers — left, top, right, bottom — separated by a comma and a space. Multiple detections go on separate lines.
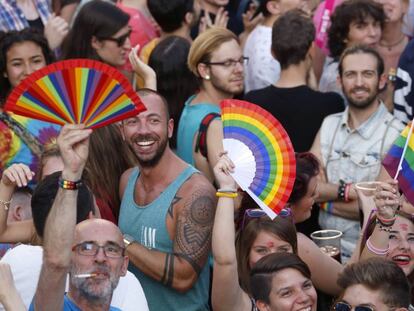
119, 88, 217, 311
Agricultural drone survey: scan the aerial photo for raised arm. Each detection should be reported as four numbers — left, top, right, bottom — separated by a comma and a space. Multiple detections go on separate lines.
125, 175, 216, 292
0, 164, 35, 244
297, 233, 342, 296
360, 180, 399, 260
211, 154, 252, 311
34, 124, 91, 311
0, 262, 26, 311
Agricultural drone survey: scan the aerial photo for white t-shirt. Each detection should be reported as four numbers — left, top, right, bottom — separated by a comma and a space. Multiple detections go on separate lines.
243, 25, 280, 93
0, 244, 149, 311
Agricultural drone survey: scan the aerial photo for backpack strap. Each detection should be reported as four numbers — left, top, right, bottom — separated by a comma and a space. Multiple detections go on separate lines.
195, 112, 220, 159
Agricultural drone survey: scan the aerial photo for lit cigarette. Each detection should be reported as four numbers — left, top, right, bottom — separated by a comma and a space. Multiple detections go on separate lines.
74, 273, 97, 278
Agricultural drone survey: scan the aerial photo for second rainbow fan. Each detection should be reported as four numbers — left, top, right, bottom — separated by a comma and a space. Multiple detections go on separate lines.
4, 59, 146, 129
221, 99, 296, 219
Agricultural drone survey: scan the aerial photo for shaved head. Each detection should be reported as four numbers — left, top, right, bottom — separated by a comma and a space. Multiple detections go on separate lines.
74, 219, 124, 246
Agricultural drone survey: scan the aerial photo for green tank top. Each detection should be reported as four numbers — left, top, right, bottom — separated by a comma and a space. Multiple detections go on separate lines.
119, 166, 210, 311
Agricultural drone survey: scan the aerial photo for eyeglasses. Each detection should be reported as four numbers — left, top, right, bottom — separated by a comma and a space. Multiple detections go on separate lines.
334, 301, 375, 311
99, 30, 131, 47
241, 208, 292, 230
204, 56, 249, 68
72, 241, 125, 258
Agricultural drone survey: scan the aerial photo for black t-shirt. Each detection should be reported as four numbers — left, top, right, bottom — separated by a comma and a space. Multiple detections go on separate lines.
244, 84, 344, 152
244, 84, 344, 236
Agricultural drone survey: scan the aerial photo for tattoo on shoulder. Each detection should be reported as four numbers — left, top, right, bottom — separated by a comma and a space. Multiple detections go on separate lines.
168, 195, 182, 218
174, 188, 216, 274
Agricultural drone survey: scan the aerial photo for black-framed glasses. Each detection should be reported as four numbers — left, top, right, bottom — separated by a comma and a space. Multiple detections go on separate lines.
72, 241, 125, 258
241, 208, 292, 230
334, 301, 375, 311
204, 56, 249, 68
99, 30, 131, 47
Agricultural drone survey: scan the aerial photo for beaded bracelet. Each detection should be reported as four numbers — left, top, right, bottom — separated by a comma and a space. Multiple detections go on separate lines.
320, 201, 333, 214
376, 214, 396, 227
366, 236, 389, 256
337, 180, 346, 201
216, 191, 238, 198
59, 177, 82, 190
0, 198, 11, 210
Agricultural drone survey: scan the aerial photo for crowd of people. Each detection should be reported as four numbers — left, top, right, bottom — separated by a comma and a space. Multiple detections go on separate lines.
1, 0, 414, 310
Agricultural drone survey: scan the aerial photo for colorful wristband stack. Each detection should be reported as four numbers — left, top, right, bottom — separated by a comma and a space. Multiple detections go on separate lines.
59, 177, 82, 190
321, 201, 333, 214
366, 236, 389, 256
216, 188, 238, 198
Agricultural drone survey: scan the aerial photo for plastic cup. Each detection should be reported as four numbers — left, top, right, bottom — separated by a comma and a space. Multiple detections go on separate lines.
311, 229, 343, 263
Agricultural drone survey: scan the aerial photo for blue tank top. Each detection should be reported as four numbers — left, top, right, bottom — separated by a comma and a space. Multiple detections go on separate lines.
176, 95, 221, 165
119, 166, 211, 311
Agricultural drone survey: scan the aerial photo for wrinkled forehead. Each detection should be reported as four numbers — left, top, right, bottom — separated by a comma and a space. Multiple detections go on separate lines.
74, 219, 124, 246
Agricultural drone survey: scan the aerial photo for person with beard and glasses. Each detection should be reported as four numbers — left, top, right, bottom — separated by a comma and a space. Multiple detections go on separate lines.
310, 45, 403, 261
29, 124, 130, 311
177, 27, 245, 182
119, 88, 216, 311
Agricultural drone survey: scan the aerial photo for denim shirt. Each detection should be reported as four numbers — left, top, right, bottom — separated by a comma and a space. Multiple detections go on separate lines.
319, 102, 403, 259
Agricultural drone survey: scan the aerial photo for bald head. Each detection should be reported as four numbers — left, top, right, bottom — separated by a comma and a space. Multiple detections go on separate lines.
74, 219, 124, 246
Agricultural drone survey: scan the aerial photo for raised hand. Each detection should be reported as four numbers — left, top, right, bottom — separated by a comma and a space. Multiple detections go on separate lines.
0, 163, 34, 188
57, 124, 92, 180
374, 180, 400, 220
129, 45, 156, 90
213, 152, 237, 190
199, 7, 229, 34
242, 2, 263, 34
44, 14, 69, 50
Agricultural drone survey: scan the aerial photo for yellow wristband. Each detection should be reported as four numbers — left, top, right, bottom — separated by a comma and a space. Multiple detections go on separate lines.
216, 191, 238, 198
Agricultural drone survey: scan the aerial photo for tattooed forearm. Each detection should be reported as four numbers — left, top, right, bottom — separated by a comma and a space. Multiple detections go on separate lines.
161, 253, 175, 287
174, 187, 216, 273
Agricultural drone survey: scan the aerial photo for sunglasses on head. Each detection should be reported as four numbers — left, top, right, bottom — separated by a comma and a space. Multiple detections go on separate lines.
241, 208, 292, 230
334, 301, 375, 311
99, 30, 131, 47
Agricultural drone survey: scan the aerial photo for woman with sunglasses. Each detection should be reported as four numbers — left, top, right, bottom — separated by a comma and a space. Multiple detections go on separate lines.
358, 180, 414, 307
212, 152, 319, 311
332, 257, 410, 311
61, 0, 131, 68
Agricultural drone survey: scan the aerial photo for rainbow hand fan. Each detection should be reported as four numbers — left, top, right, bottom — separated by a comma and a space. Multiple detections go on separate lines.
221, 99, 296, 219
4, 59, 145, 129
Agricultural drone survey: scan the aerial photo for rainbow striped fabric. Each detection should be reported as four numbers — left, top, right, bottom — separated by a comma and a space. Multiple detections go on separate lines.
383, 123, 414, 205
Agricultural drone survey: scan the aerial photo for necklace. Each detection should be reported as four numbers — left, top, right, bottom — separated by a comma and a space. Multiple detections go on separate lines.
379, 34, 406, 51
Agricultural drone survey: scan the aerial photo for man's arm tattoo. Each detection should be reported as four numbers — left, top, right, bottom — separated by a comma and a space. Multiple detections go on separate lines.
175, 188, 216, 274
168, 195, 182, 218
161, 253, 175, 287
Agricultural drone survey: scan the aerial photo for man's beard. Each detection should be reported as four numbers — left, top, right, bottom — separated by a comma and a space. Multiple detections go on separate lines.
70, 264, 119, 303
133, 134, 169, 168
344, 85, 379, 109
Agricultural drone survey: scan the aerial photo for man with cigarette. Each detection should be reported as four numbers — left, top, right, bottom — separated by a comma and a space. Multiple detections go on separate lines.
29, 124, 128, 311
